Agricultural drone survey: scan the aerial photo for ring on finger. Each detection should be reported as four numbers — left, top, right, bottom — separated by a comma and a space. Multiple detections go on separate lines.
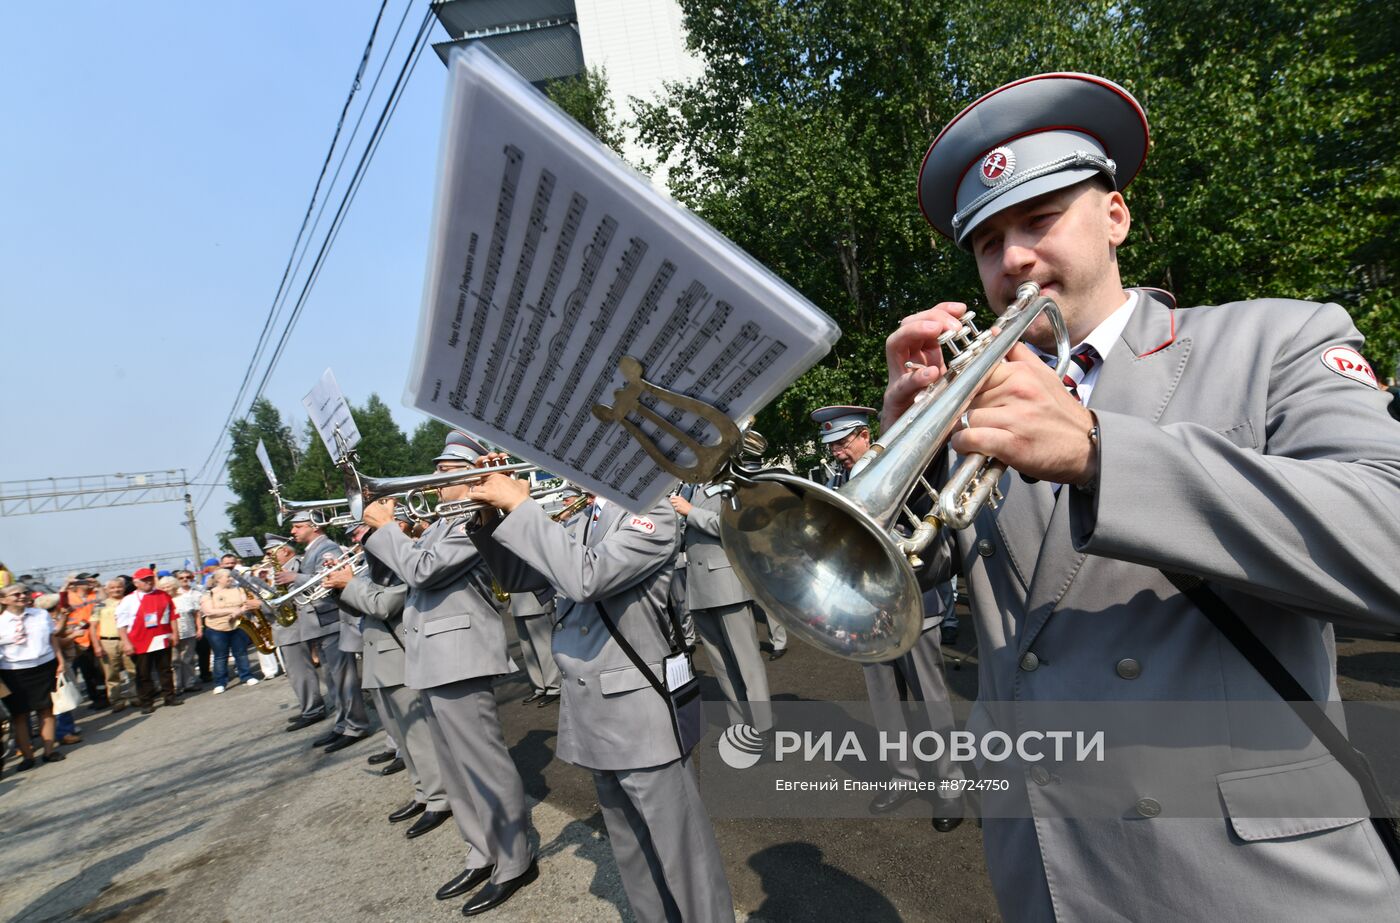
960, 411, 972, 431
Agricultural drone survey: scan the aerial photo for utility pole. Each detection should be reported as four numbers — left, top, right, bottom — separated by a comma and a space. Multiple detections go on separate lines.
183, 467, 204, 572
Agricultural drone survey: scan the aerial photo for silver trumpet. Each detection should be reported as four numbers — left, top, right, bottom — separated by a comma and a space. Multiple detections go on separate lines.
339, 455, 543, 522
712, 282, 1070, 662
296, 549, 367, 604
274, 491, 356, 528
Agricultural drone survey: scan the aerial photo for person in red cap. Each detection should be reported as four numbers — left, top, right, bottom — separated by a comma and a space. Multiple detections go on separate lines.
114, 569, 183, 714
884, 72, 1400, 920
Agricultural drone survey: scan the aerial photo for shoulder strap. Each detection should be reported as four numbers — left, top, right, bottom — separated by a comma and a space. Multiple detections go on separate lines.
593, 597, 686, 758
1163, 570, 1400, 869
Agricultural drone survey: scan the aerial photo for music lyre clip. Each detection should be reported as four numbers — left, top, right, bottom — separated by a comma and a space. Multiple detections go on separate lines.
592, 356, 740, 483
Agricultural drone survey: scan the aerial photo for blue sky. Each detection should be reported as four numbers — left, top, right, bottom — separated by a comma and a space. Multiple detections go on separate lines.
0, 2, 457, 577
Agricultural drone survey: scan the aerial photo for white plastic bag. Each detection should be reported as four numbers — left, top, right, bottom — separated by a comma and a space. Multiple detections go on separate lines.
51, 674, 81, 714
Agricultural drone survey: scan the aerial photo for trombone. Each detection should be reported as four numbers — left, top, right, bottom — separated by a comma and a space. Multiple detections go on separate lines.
273, 491, 356, 528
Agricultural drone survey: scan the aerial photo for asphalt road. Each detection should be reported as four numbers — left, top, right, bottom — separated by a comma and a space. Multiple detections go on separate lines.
2, 611, 1395, 922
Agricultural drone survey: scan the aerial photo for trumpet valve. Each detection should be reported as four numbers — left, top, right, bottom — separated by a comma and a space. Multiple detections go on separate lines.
937, 328, 962, 357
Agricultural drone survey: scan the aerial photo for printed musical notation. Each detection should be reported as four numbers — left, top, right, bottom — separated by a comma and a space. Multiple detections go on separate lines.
405, 46, 838, 512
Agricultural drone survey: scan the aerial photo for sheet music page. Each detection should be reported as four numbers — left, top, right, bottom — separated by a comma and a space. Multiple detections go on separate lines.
228, 537, 263, 559
255, 439, 278, 489
302, 368, 361, 458
405, 45, 840, 512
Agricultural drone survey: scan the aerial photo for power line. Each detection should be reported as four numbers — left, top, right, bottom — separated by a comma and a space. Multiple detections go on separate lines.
192, 2, 436, 519
189, 0, 396, 488
197, 5, 436, 519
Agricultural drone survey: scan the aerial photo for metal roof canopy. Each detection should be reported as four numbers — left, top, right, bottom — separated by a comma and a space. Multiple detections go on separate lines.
432, 23, 585, 86
432, 0, 577, 37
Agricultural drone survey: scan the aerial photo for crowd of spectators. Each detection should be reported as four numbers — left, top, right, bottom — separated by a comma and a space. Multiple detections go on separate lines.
0, 561, 275, 780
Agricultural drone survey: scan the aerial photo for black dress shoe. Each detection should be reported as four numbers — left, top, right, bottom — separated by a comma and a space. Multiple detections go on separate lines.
461, 861, 538, 915
380, 757, 407, 776
140, 705, 156, 715
285, 713, 327, 731
367, 750, 396, 765
389, 801, 427, 823
324, 734, 367, 753
868, 786, 918, 814
312, 730, 341, 748
521, 691, 542, 704
437, 864, 494, 901
535, 692, 560, 708
164, 697, 184, 706
17, 757, 37, 772
406, 810, 452, 839
932, 815, 964, 833
43, 751, 66, 763
768, 648, 788, 661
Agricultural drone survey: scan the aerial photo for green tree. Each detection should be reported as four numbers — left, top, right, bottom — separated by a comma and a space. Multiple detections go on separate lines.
409, 418, 453, 472
636, 0, 1399, 464
221, 398, 298, 549
546, 66, 627, 156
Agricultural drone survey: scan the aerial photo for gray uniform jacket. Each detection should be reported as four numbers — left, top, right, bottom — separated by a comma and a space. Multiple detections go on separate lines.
364, 516, 516, 691
339, 574, 408, 690
242, 558, 334, 646
682, 485, 752, 611
472, 497, 683, 771
287, 535, 344, 636
925, 291, 1400, 919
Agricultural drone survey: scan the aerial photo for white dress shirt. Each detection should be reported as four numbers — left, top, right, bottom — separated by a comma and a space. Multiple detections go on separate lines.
0, 608, 57, 668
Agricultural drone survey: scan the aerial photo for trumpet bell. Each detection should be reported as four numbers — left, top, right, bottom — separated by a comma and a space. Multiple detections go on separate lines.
719, 472, 923, 662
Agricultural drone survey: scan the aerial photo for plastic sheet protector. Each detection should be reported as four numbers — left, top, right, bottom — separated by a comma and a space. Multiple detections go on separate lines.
404, 45, 839, 512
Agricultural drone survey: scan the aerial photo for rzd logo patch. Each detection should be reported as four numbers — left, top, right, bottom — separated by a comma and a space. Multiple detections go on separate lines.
628, 516, 656, 534
1320, 346, 1376, 387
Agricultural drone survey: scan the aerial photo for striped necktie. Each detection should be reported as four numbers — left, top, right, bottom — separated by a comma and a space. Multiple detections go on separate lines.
1057, 345, 1100, 404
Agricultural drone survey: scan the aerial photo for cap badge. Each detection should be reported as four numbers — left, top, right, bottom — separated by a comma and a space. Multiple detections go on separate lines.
979, 146, 1016, 186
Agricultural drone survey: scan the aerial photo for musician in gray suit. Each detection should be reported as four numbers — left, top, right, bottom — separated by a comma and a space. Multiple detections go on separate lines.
810, 407, 964, 828
329, 522, 453, 840
469, 473, 736, 923
885, 72, 1400, 920
361, 432, 536, 916
670, 483, 772, 735
510, 590, 560, 706
260, 533, 335, 731
276, 513, 370, 751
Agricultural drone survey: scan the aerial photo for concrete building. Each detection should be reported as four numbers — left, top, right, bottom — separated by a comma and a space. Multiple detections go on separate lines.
431, 0, 703, 168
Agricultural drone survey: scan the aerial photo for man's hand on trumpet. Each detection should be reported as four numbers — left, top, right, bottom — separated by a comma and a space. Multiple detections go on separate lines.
323, 566, 354, 591
885, 305, 1098, 487
362, 497, 398, 529
882, 301, 970, 429
464, 451, 531, 513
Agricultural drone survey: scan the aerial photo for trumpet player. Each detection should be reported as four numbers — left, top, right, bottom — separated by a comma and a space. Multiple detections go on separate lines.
327, 518, 453, 840
467, 457, 735, 923
810, 406, 964, 829
360, 431, 536, 914
259, 532, 332, 731
883, 73, 1400, 920
277, 512, 370, 752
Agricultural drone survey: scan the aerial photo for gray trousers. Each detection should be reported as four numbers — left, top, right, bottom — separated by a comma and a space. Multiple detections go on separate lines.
421, 678, 533, 882
862, 625, 962, 791
514, 615, 560, 695
172, 637, 200, 692
592, 757, 735, 923
693, 602, 772, 732
373, 684, 448, 811
279, 639, 326, 719
755, 606, 786, 650
321, 632, 369, 737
